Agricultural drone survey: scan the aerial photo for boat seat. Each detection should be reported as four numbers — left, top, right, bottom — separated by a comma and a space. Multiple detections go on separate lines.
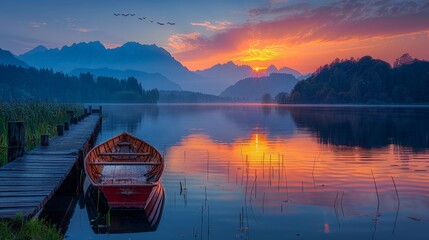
99, 152, 151, 156
89, 161, 161, 166
117, 141, 135, 152
117, 141, 133, 146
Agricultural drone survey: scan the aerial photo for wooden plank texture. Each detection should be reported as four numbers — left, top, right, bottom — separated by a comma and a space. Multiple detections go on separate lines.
0, 114, 101, 219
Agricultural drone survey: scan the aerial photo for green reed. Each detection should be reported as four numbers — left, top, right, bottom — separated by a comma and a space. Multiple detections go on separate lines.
0, 213, 62, 240
0, 101, 83, 166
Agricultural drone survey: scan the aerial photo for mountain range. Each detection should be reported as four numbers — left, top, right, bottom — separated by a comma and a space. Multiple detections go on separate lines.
195, 61, 303, 94
19, 41, 203, 92
2, 42, 424, 104
1, 41, 306, 99
220, 73, 298, 100
15, 41, 304, 94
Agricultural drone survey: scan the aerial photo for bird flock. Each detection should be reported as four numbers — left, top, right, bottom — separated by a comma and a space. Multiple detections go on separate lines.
113, 13, 175, 26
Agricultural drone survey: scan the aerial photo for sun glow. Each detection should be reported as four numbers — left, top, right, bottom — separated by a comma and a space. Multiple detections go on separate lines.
253, 66, 267, 72
235, 41, 284, 63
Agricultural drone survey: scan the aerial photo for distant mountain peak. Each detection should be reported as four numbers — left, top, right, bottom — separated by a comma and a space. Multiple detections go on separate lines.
121, 41, 143, 48
394, 53, 417, 68
208, 61, 238, 69
0, 48, 28, 67
278, 66, 302, 78
23, 45, 49, 56
224, 61, 237, 66
120, 42, 162, 50
267, 65, 279, 73
32, 45, 48, 52
63, 41, 106, 51
119, 42, 171, 56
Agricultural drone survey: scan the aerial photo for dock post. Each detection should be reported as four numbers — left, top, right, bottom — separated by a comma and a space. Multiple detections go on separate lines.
84, 108, 88, 116
64, 122, 69, 130
7, 121, 26, 162
77, 149, 84, 169
67, 110, 74, 124
41, 134, 49, 146
89, 106, 92, 114
57, 124, 64, 136
99, 106, 102, 115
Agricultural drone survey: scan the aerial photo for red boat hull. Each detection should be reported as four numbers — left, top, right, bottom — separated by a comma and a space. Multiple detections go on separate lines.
86, 184, 165, 233
99, 184, 159, 208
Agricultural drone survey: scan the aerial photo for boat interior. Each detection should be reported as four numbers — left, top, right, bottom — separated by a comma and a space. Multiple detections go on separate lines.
85, 133, 163, 185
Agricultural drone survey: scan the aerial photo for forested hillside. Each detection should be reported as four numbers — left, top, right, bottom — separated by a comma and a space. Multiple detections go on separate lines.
0, 65, 159, 103
288, 56, 429, 104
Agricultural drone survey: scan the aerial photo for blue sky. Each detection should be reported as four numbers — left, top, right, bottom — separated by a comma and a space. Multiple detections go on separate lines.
1, 0, 428, 72
0, 0, 264, 52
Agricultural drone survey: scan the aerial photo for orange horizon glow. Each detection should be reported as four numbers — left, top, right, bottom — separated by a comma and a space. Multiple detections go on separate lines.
170, 33, 429, 73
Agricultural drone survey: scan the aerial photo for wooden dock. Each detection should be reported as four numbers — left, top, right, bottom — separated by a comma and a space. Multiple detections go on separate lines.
0, 114, 101, 219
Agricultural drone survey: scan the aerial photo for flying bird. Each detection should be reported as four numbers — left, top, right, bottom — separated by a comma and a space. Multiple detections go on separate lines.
156, 22, 165, 25
130, 14, 135, 16
150, 20, 154, 23
113, 13, 120, 16
138, 17, 143, 20
167, 22, 175, 25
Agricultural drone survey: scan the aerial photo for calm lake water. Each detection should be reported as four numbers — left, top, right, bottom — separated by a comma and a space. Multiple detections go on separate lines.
44, 104, 429, 239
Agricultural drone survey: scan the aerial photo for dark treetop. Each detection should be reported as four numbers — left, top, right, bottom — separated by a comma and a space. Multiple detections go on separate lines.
288, 56, 429, 104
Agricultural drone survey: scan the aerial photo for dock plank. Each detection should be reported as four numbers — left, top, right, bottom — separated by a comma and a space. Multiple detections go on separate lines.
0, 191, 51, 197
0, 186, 57, 192
0, 114, 101, 219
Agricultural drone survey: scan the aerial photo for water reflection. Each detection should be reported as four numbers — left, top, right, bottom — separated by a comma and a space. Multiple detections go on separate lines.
85, 184, 165, 234
62, 104, 429, 239
99, 104, 429, 150
288, 106, 429, 150
102, 104, 159, 133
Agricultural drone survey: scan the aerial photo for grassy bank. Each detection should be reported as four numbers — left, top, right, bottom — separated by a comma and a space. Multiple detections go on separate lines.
0, 102, 83, 166
0, 215, 62, 240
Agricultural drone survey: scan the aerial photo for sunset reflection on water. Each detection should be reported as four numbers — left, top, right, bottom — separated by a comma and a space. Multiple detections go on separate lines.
167, 131, 429, 212
63, 104, 429, 240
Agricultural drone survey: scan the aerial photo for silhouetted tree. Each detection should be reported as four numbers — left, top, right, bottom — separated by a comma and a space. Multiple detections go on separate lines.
261, 93, 273, 103
275, 92, 289, 104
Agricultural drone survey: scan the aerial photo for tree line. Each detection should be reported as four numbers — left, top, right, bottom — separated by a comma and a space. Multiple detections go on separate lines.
279, 56, 429, 104
0, 65, 159, 103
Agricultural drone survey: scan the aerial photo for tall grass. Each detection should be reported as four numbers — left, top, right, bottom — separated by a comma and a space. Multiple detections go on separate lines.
0, 214, 62, 240
0, 101, 83, 166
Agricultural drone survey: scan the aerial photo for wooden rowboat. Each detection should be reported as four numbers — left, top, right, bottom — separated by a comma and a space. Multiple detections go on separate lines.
84, 132, 164, 208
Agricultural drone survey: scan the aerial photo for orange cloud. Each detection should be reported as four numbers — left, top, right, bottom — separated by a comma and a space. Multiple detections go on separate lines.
234, 41, 284, 63
169, 0, 429, 72
191, 20, 232, 30
103, 43, 122, 49
167, 32, 204, 53
74, 27, 93, 33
